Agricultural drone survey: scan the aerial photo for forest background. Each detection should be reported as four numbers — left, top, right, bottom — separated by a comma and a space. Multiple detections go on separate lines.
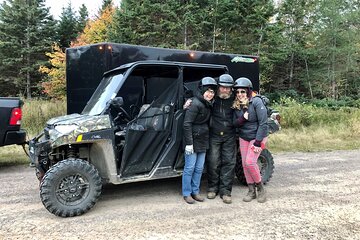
0, 0, 359, 164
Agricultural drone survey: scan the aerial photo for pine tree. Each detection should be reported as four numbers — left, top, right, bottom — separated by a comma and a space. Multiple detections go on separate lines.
77, 4, 89, 33
0, 0, 57, 98
57, 2, 78, 49
99, 0, 113, 15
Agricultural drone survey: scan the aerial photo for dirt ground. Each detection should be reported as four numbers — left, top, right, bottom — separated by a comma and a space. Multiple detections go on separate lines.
1, 150, 360, 240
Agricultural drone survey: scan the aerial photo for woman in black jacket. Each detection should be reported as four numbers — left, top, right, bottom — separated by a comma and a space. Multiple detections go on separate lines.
182, 77, 217, 204
232, 77, 269, 203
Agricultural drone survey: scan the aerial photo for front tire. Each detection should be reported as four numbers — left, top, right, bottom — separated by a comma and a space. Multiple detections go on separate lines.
40, 159, 102, 217
235, 149, 275, 185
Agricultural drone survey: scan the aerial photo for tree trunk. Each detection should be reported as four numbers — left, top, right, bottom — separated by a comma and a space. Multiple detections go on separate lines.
184, 23, 187, 49
257, 25, 263, 56
305, 58, 313, 99
26, 12, 31, 99
331, 38, 336, 99
289, 51, 294, 88
212, 0, 218, 53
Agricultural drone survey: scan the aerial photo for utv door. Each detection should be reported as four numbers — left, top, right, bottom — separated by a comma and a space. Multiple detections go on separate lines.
119, 65, 182, 178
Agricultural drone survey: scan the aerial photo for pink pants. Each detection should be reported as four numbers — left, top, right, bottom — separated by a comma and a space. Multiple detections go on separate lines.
239, 137, 268, 184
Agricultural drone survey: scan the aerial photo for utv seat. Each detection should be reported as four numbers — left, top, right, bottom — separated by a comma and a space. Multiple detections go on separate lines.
136, 104, 165, 131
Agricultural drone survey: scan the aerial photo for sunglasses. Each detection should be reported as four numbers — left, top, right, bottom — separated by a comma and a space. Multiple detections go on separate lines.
236, 90, 247, 94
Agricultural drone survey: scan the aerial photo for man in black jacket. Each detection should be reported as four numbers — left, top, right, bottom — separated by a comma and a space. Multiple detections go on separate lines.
206, 74, 236, 204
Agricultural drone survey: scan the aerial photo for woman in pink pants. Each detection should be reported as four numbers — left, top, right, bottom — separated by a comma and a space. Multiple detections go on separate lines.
232, 77, 269, 203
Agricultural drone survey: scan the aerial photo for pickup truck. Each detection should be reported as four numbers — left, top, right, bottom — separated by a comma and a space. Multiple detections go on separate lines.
0, 97, 26, 147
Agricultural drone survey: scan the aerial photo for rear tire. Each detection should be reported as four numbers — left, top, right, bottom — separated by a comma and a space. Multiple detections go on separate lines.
40, 159, 102, 217
235, 149, 275, 185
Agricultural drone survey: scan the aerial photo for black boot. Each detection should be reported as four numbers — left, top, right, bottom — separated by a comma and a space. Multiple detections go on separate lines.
256, 182, 267, 203
243, 184, 256, 202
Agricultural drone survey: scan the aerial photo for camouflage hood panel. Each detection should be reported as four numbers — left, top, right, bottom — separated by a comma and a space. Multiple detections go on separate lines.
47, 114, 112, 148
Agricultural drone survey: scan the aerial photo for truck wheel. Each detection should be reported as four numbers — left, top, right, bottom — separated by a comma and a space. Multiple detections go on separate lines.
40, 159, 102, 217
235, 149, 275, 185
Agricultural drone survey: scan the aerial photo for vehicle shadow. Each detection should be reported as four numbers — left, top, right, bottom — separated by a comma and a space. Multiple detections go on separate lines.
100, 173, 246, 202
100, 176, 184, 201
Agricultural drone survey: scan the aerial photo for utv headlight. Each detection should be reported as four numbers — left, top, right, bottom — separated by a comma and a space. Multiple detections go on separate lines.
54, 124, 78, 135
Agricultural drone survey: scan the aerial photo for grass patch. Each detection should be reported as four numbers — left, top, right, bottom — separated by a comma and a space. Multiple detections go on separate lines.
268, 119, 360, 153
0, 145, 28, 167
267, 97, 360, 152
22, 99, 67, 135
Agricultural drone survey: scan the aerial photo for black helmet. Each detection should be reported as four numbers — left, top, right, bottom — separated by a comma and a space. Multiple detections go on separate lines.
234, 77, 253, 89
218, 74, 234, 87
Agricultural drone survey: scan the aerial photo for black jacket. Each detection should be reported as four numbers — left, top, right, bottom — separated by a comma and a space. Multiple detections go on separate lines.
233, 96, 268, 141
183, 94, 212, 152
209, 94, 235, 136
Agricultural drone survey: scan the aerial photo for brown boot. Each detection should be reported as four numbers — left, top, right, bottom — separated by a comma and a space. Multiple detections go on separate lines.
191, 194, 205, 202
183, 196, 195, 204
256, 182, 267, 203
221, 195, 232, 204
243, 184, 256, 202
207, 192, 217, 199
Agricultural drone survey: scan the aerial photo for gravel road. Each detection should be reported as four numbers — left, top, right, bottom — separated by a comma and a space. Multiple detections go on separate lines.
1, 150, 360, 240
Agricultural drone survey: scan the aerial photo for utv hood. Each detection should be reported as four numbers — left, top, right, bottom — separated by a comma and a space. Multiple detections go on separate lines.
46, 114, 111, 148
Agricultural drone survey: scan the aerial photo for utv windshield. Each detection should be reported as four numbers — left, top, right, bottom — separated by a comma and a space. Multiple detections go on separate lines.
82, 72, 125, 115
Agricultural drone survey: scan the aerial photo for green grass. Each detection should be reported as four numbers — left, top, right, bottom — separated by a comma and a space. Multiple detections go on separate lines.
268, 123, 360, 153
0, 145, 28, 167
268, 97, 360, 152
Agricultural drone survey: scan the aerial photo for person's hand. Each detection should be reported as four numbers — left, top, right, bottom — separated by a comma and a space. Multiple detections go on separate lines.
183, 99, 192, 109
243, 111, 249, 120
252, 145, 262, 153
185, 145, 194, 155
251, 140, 264, 153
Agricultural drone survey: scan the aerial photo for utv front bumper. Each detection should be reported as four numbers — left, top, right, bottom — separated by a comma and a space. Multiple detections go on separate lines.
29, 133, 51, 167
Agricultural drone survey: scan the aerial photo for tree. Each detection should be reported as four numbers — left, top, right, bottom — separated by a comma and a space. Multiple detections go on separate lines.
57, 2, 78, 49
308, 0, 360, 99
77, 4, 89, 33
263, 0, 315, 93
39, 44, 66, 100
40, 4, 115, 100
110, 0, 182, 48
0, 0, 57, 98
73, 4, 115, 46
99, 0, 113, 14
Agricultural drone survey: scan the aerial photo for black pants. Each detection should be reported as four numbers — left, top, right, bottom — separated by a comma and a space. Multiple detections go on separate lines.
206, 133, 236, 196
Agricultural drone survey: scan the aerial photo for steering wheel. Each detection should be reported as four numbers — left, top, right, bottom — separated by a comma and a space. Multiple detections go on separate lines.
114, 107, 132, 123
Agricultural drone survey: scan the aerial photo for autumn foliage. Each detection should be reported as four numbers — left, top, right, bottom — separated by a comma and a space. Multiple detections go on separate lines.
40, 5, 115, 99
39, 45, 66, 100
72, 6, 115, 46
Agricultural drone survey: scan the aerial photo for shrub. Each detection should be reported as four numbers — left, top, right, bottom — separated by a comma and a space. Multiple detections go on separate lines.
273, 97, 360, 129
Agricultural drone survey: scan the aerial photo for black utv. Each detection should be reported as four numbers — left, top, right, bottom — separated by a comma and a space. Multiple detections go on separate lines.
29, 61, 277, 217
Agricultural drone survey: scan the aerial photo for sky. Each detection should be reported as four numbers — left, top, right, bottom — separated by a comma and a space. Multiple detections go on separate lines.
44, 0, 104, 19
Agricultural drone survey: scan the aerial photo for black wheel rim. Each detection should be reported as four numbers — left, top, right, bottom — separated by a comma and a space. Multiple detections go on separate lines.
55, 173, 90, 206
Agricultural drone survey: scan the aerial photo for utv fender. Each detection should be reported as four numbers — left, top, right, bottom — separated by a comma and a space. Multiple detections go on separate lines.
40, 159, 102, 217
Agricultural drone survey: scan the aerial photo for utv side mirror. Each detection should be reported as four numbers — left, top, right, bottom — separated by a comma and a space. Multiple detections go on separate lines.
110, 97, 124, 110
